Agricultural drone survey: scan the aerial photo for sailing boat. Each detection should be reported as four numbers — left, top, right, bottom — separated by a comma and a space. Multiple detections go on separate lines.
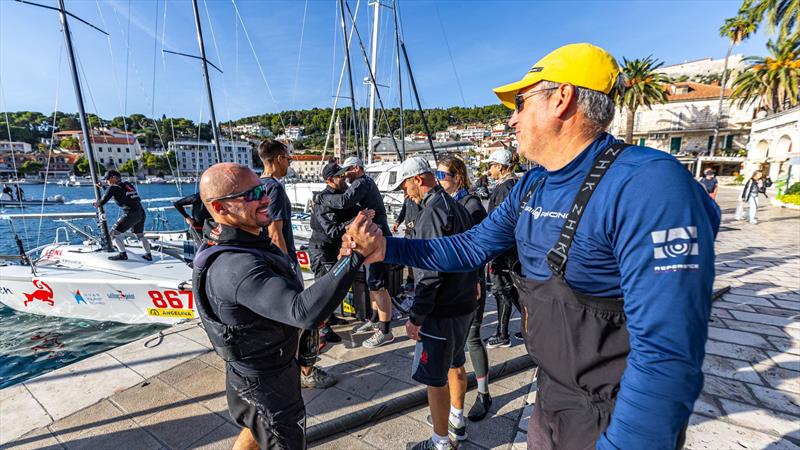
0, 1, 193, 325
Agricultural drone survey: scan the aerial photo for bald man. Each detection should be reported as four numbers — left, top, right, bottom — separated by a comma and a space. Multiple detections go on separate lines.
193, 163, 373, 450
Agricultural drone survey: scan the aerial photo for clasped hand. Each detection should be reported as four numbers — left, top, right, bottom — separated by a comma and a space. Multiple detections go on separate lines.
339, 209, 386, 264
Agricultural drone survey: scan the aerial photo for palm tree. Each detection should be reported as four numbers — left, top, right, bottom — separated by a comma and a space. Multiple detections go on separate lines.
730, 34, 800, 113
739, 0, 799, 39
620, 56, 671, 144
712, 15, 758, 154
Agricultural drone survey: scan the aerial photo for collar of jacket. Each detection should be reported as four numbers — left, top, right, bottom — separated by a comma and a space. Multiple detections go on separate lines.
421, 185, 445, 208
453, 187, 469, 202
203, 221, 270, 249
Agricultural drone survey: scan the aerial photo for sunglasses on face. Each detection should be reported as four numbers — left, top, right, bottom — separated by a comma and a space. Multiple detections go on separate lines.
207, 183, 268, 203
435, 170, 455, 181
514, 87, 558, 112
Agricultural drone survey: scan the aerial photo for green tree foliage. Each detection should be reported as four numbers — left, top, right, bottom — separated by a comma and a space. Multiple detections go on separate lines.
620, 56, 671, 143
119, 159, 137, 175
73, 156, 105, 176
19, 161, 43, 175
731, 34, 800, 113
738, 0, 799, 38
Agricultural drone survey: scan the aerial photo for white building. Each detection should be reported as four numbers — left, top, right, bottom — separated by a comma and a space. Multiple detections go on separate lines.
89, 132, 142, 169
228, 123, 273, 138
435, 131, 452, 142
290, 154, 327, 180
283, 126, 304, 141
659, 55, 745, 87
609, 81, 755, 176
0, 141, 32, 153
169, 140, 253, 175
745, 106, 799, 185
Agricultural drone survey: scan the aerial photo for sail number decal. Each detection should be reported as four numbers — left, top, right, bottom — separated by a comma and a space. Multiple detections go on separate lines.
146, 290, 195, 319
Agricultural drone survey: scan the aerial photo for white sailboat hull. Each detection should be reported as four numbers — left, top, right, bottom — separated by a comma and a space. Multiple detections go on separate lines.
0, 245, 194, 325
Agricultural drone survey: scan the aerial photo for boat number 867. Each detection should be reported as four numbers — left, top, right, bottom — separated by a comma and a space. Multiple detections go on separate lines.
148, 290, 194, 310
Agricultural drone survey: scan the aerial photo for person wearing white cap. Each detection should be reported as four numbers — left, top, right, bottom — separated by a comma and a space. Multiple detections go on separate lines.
390, 156, 479, 450
316, 155, 396, 348
483, 148, 522, 349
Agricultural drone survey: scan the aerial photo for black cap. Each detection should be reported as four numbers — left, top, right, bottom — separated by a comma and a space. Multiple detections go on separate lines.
103, 169, 121, 180
321, 162, 342, 180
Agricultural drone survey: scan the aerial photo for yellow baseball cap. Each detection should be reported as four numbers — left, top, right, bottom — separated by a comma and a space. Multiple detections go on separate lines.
493, 43, 620, 109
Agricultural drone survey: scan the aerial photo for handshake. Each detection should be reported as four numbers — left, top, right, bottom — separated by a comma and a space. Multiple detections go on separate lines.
340, 209, 386, 264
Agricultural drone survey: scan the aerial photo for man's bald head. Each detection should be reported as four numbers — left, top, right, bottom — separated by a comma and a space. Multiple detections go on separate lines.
200, 163, 270, 235
200, 163, 256, 206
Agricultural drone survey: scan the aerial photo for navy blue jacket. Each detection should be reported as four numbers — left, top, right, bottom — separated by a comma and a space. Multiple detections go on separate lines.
383, 133, 721, 449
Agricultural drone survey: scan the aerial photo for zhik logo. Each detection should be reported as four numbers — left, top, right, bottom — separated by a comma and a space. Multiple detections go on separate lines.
523, 205, 568, 220
651, 226, 698, 259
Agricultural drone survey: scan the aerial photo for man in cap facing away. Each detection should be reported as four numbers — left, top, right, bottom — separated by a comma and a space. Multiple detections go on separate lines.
93, 169, 153, 261
316, 156, 396, 348
389, 156, 478, 450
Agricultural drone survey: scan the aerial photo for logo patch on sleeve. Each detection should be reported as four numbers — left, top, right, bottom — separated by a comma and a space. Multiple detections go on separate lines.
651, 226, 698, 259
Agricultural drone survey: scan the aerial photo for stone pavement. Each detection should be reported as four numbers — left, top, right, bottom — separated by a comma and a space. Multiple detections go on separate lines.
2, 185, 799, 450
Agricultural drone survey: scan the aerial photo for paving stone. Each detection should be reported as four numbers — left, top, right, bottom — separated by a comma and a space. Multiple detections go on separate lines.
494, 369, 535, 392
370, 377, 419, 403
710, 308, 734, 320
720, 293, 778, 307
774, 300, 800, 312
164, 362, 228, 417
748, 384, 800, 416
751, 305, 800, 318
714, 301, 757, 312
706, 339, 771, 363
462, 413, 518, 449
767, 336, 800, 356
48, 400, 161, 450
686, 409, 799, 449
310, 431, 377, 450
730, 310, 800, 330
109, 377, 190, 422
512, 431, 527, 450
136, 398, 225, 449
702, 354, 763, 385
723, 319, 792, 339
155, 357, 212, 386
2, 426, 64, 450
752, 362, 800, 394
176, 324, 213, 349
363, 412, 433, 449
24, 352, 144, 422
197, 352, 226, 371
719, 398, 800, 441
701, 374, 757, 405
0, 384, 53, 445
767, 351, 800, 371
184, 422, 240, 450
324, 361, 391, 401
707, 327, 771, 348
305, 385, 370, 424
693, 394, 722, 417
107, 333, 210, 379
518, 403, 534, 432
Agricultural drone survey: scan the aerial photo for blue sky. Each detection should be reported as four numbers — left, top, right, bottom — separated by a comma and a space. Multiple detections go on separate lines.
0, 0, 773, 123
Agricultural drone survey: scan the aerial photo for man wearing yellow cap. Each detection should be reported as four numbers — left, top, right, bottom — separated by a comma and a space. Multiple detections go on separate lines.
342, 43, 720, 449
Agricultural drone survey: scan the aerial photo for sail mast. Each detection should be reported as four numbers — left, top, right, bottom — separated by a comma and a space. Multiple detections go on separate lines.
190, 0, 223, 162
366, 0, 380, 163
338, 0, 360, 160
393, 0, 405, 160
57, 0, 112, 251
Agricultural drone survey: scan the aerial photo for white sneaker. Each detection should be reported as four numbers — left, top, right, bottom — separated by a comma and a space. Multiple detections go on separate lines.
363, 330, 395, 348
353, 320, 378, 335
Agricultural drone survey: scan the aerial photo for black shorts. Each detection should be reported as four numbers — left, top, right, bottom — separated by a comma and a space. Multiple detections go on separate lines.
112, 208, 145, 234
366, 261, 388, 291
411, 312, 474, 387
226, 363, 306, 450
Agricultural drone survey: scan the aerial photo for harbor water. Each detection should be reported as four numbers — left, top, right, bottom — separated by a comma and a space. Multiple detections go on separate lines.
0, 182, 196, 388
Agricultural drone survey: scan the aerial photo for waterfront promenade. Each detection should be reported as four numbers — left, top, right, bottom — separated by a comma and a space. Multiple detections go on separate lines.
1, 186, 798, 449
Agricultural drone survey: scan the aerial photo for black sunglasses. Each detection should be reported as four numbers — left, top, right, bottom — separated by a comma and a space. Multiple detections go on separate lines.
514, 87, 558, 112
207, 183, 268, 203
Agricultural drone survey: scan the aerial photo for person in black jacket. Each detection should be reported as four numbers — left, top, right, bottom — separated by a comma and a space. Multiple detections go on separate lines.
316, 156, 395, 348
93, 170, 152, 261
173, 192, 211, 242
484, 149, 521, 348
436, 155, 493, 422
389, 156, 477, 450
194, 163, 371, 450
309, 162, 360, 345
392, 197, 420, 288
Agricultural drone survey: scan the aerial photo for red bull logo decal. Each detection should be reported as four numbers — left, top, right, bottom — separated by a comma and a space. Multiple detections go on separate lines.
24, 279, 54, 307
